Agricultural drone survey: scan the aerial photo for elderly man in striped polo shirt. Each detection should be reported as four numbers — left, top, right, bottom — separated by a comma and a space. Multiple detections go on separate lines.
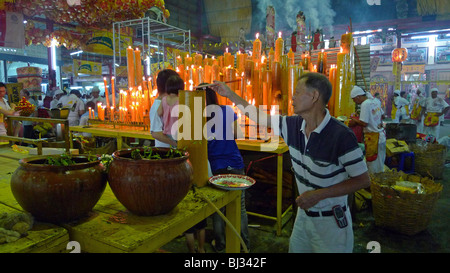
211, 72, 370, 253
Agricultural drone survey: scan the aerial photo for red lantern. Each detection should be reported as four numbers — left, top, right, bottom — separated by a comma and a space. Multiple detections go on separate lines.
392, 48, 408, 63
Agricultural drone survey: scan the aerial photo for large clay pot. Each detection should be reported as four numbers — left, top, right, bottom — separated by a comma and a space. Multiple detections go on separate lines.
10, 155, 107, 223
108, 148, 193, 216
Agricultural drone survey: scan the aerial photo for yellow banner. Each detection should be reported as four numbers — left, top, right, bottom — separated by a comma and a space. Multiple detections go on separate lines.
402, 64, 425, 74
84, 30, 133, 56
74, 60, 102, 76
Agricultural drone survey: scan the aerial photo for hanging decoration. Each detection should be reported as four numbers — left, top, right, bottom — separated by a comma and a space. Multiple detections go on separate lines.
392, 47, 408, 63
24, 21, 89, 49
14, 0, 170, 28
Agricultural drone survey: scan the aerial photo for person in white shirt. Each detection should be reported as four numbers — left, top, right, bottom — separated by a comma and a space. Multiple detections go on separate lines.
410, 88, 426, 134
350, 86, 386, 174
392, 90, 410, 123
423, 88, 450, 139
0, 82, 20, 138
58, 90, 85, 126
50, 89, 65, 109
87, 86, 106, 106
79, 101, 96, 137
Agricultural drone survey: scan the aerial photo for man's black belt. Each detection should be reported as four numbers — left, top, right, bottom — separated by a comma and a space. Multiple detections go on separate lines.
304, 206, 347, 217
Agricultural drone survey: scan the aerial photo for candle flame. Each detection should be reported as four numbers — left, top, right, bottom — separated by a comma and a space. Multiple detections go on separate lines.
226, 47, 229, 53
189, 80, 194, 91
256, 33, 259, 39
241, 72, 244, 76
152, 89, 158, 97
252, 98, 255, 105
247, 80, 251, 85
270, 105, 276, 115
340, 47, 343, 53
176, 67, 180, 72
321, 49, 324, 53
278, 32, 282, 39
261, 55, 266, 63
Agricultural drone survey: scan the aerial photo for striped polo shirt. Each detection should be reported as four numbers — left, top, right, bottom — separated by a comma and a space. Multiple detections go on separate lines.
278, 109, 368, 210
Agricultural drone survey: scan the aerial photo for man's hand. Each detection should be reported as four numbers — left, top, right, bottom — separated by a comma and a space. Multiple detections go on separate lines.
295, 190, 324, 210
210, 81, 233, 98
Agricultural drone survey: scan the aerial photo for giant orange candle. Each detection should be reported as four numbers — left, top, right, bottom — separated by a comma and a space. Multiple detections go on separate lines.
224, 48, 232, 67
126, 46, 135, 88
237, 51, 245, 73
111, 76, 116, 108
253, 33, 262, 64
328, 64, 337, 116
194, 53, 203, 66
135, 48, 142, 87
185, 54, 193, 67
104, 77, 110, 109
275, 32, 283, 63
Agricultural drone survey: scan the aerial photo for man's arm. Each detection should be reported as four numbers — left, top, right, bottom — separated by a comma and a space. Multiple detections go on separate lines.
295, 172, 370, 210
210, 81, 272, 127
151, 131, 177, 147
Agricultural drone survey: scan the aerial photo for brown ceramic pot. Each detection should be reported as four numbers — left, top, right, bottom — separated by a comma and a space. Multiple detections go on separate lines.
108, 148, 193, 216
10, 155, 107, 223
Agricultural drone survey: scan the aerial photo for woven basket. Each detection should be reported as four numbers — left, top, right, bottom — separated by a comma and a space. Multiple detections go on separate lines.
370, 170, 443, 235
410, 143, 447, 180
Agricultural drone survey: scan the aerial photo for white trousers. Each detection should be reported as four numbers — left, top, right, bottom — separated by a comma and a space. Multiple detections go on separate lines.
413, 118, 424, 134
289, 207, 354, 253
367, 139, 386, 174
423, 125, 440, 139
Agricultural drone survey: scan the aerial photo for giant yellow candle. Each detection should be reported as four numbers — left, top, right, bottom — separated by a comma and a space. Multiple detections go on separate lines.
287, 48, 295, 66
275, 32, 283, 63
178, 90, 208, 187
127, 46, 135, 88
334, 47, 345, 117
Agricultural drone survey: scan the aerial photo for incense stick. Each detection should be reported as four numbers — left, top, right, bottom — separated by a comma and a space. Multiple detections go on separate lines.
193, 79, 241, 89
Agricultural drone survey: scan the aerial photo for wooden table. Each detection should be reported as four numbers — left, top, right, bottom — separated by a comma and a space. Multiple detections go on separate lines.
0, 146, 242, 253
236, 139, 291, 236
0, 147, 69, 253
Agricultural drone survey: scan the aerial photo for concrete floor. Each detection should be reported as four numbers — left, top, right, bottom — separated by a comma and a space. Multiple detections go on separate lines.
161, 123, 450, 253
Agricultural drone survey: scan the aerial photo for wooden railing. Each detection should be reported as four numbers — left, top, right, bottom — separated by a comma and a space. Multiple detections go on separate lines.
0, 116, 70, 155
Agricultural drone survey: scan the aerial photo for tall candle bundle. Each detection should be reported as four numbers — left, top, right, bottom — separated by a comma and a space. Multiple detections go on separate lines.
253, 33, 262, 64
135, 48, 143, 87
126, 46, 135, 88
177, 89, 209, 187
275, 32, 283, 63
328, 64, 337, 116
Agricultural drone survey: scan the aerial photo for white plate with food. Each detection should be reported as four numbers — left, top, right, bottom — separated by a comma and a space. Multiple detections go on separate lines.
208, 174, 256, 191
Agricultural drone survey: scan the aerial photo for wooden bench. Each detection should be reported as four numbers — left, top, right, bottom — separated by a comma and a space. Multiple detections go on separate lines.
0, 136, 49, 155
